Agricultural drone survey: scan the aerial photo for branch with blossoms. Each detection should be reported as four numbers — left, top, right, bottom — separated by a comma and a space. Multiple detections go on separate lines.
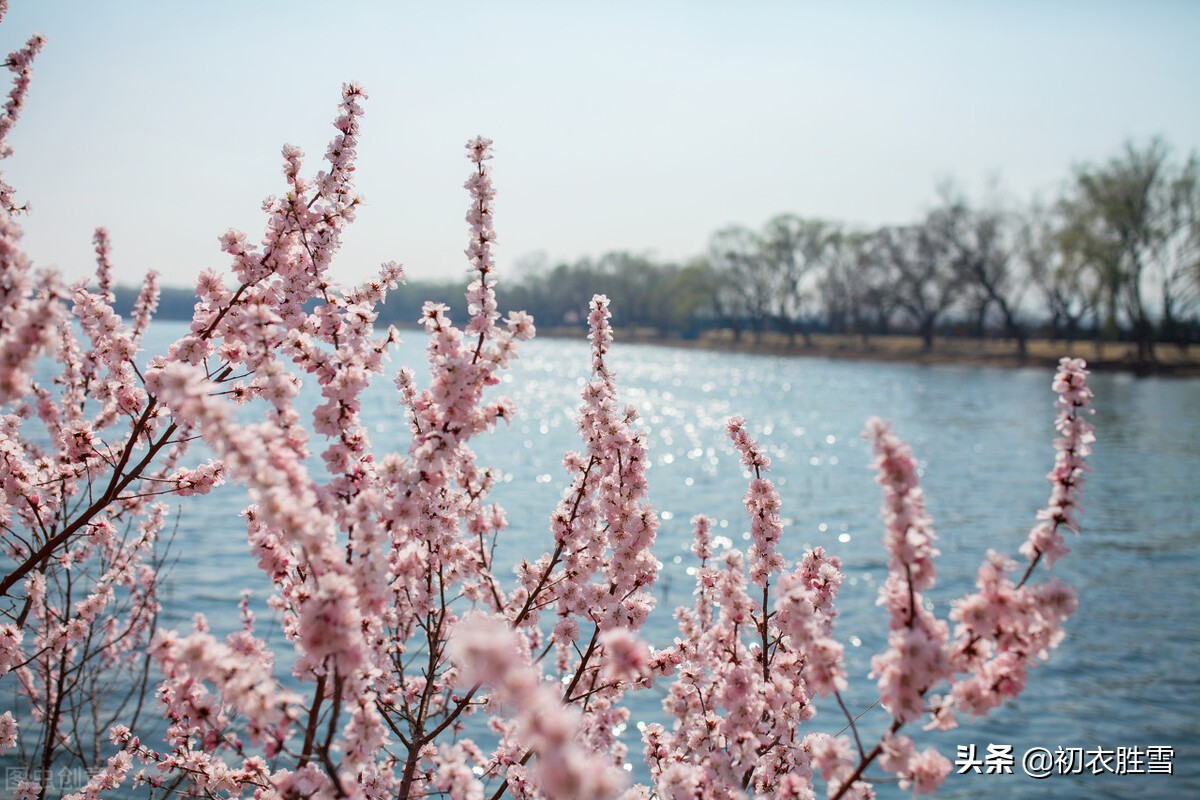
0, 9, 408, 796
634, 358, 1092, 800
820, 356, 1094, 799
0, 9, 187, 795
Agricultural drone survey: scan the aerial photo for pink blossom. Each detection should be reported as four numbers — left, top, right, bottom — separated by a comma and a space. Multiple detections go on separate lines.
0, 710, 16, 750
903, 747, 951, 794
601, 628, 651, 683
451, 613, 627, 799
12, 780, 39, 800
0, 622, 22, 676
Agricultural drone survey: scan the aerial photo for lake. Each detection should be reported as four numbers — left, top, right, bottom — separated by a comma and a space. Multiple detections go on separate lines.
146, 321, 1199, 797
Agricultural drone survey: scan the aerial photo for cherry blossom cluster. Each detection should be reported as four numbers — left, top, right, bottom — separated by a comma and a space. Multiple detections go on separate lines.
448, 613, 627, 798
726, 415, 786, 586
865, 417, 951, 725
643, 423, 853, 797
0, 0, 51, 402
0, 5, 1097, 797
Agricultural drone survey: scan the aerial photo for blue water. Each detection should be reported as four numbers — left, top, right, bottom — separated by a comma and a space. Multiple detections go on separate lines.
143, 323, 1200, 797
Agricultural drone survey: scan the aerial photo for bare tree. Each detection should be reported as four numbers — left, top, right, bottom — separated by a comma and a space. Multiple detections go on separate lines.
820, 229, 897, 345
1156, 153, 1200, 350
874, 221, 963, 351
1058, 138, 1199, 364
759, 215, 835, 346
1020, 202, 1100, 346
930, 185, 1030, 357
709, 225, 771, 343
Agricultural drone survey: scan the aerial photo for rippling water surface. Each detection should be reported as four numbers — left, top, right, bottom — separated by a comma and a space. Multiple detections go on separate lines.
150, 322, 1199, 797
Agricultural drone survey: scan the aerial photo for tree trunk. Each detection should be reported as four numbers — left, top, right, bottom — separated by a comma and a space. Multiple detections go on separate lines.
1135, 318, 1156, 365
920, 319, 935, 352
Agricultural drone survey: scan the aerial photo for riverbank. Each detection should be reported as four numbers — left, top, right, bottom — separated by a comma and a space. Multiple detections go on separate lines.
538, 327, 1200, 377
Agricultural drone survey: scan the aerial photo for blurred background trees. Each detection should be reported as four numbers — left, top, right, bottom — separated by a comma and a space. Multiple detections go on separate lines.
1059, 139, 1200, 361
121, 138, 1200, 367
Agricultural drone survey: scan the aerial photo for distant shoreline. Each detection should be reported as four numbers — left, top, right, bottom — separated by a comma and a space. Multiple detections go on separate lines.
529, 327, 1200, 377
139, 311, 1198, 377
122, 285, 1199, 377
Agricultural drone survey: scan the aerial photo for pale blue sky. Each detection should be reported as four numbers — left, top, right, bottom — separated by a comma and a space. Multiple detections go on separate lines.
3, 1, 1198, 287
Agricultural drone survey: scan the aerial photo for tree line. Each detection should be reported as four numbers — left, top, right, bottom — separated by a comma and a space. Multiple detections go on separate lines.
126, 138, 1199, 366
